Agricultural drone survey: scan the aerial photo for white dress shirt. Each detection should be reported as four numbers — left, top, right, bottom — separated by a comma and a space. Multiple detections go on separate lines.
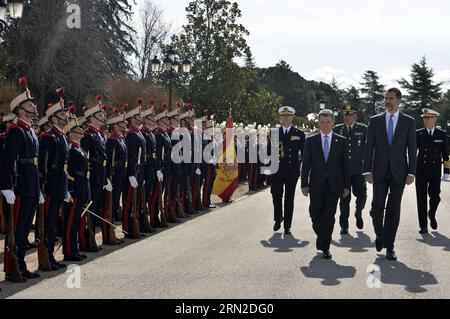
282, 125, 292, 135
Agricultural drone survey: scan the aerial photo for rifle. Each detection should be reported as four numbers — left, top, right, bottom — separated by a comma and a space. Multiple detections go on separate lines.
165, 176, 177, 222
129, 147, 141, 238
37, 151, 52, 271
4, 158, 23, 282
104, 148, 118, 244
185, 175, 195, 214
140, 146, 152, 233
157, 181, 168, 227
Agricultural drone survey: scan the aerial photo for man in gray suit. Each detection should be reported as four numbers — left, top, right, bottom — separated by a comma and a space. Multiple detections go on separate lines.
363, 88, 417, 261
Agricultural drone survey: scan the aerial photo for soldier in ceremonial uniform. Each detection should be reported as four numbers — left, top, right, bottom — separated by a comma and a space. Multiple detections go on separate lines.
155, 106, 178, 223
0, 113, 16, 236
104, 106, 128, 243
80, 96, 111, 251
141, 100, 164, 228
202, 114, 218, 209
334, 105, 368, 234
63, 116, 89, 261
38, 88, 71, 269
269, 106, 305, 235
1, 77, 43, 281
416, 108, 450, 233
122, 101, 146, 237
181, 105, 202, 214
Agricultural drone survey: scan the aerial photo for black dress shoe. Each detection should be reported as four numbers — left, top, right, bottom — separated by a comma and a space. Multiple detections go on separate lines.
284, 229, 291, 235
386, 250, 397, 261
340, 228, 349, 235
208, 204, 217, 209
419, 228, 428, 234
356, 217, 364, 230
52, 261, 67, 269
375, 237, 383, 252
168, 218, 180, 223
323, 250, 332, 259
273, 221, 281, 231
64, 255, 83, 262
430, 217, 438, 230
76, 253, 87, 259
6, 274, 27, 283
22, 270, 41, 279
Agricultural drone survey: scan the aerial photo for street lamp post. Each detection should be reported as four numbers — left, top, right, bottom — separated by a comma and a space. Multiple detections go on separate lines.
319, 98, 326, 110
151, 48, 191, 111
1, 0, 24, 43
0, 0, 24, 20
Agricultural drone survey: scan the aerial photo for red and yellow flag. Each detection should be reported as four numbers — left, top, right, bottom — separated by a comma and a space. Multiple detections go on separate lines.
213, 115, 239, 202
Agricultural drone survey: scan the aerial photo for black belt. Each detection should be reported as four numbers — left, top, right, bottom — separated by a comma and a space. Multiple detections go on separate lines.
19, 157, 38, 165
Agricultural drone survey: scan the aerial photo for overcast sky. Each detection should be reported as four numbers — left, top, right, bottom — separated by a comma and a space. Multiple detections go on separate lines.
132, 0, 450, 90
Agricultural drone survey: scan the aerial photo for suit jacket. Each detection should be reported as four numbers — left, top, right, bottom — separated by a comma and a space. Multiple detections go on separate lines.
301, 132, 350, 196
363, 112, 417, 184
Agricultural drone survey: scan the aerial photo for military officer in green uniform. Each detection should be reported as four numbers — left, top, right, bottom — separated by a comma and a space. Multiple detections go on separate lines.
415, 108, 449, 234
334, 105, 367, 234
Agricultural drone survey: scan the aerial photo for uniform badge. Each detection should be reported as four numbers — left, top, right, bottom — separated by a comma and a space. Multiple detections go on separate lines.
435, 140, 443, 143
291, 136, 301, 141
34, 157, 38, 166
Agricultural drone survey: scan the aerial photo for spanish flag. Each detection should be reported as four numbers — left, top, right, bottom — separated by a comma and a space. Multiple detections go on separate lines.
213, 114, 239, 202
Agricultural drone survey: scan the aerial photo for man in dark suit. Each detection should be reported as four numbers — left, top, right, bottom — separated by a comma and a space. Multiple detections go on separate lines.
301, 109, 350, 259
270, 106, 305, 235
363, 88, 417, 261
415, 108, 449, 234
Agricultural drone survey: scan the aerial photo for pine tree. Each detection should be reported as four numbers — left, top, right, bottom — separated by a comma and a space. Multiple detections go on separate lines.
2, 0, 136, 112
398, 56, 442, 120
360, 70, 385, 118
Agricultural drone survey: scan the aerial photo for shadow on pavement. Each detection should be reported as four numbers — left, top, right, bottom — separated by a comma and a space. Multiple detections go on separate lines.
374, 256, 438, 293
332, 231, 374, 253
260, 233, 309, 253
300, 255, 356, 286
417, 231, 450, 252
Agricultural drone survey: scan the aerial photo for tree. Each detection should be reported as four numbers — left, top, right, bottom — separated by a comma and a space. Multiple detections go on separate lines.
398, 56, 442, 120
234, 90, 282, 125
172, 0, 253, 119
360, 70, 385, 119
254, 60, 316, 115
2, 0, 136, 113
435, 89, 450, 133
343, 85, 365, 121
134, 0, 171, 82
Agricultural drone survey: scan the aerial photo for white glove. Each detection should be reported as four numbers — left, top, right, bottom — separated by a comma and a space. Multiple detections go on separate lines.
195, 168, 201, 176
64, 193, 73, 203
157, 170, 164, 182
1, 189, 16, 205
39, 192, 45, 205
104, 178, 113, 192
129, 176, 138, 188
442, 174, 450, 182
264, 169, 271, 175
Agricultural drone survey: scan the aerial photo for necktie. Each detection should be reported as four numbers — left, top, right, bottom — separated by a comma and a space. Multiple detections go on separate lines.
347, 126, 352, 136
387, 115, 394, 146
429, 130, 433, 137
323, 135, 330, 162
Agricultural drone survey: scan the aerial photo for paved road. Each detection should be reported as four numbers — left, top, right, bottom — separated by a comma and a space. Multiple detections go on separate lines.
4, 181, 450, 299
